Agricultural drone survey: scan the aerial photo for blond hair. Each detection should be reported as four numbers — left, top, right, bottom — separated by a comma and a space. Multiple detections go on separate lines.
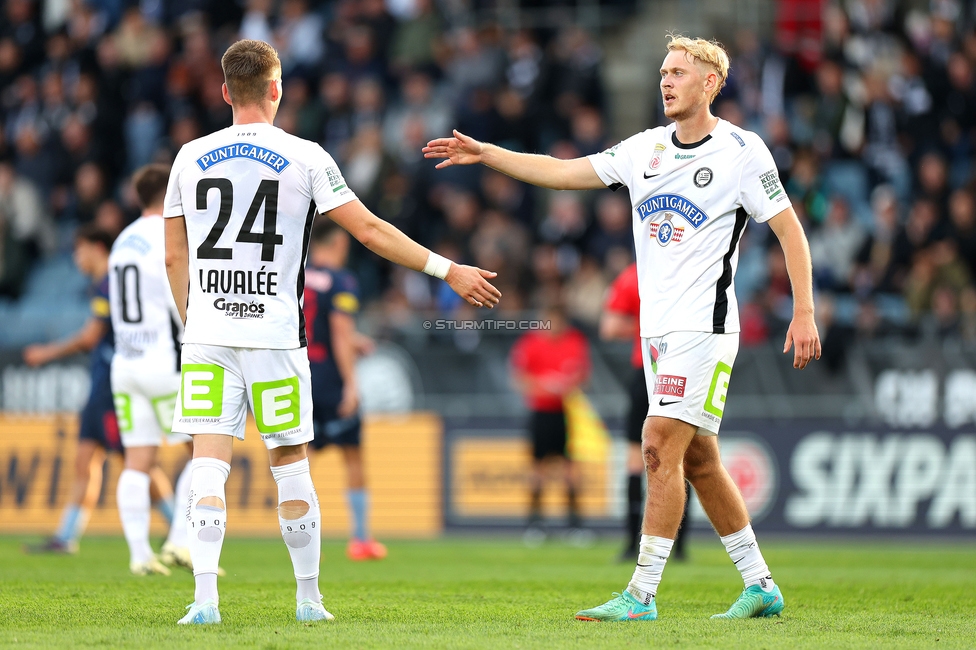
221, 39, 281, 106
666, 34, 730, 103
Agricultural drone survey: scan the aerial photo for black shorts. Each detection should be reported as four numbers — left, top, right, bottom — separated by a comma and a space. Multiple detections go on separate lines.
78, 371, 122, 452
626, 367, 649, 444
311, 401, 362, 450
529, 410, 567, 460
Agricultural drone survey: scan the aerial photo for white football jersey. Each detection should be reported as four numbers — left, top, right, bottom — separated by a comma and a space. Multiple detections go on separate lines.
108, 215, 183, 369
587, 119, 791, 338
163, 122, 357, 349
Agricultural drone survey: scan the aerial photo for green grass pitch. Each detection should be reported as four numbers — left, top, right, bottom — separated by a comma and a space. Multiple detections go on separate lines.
1, 535, 974, 649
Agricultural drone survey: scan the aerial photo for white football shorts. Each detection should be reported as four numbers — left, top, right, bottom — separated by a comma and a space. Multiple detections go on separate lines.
112, 359, 191, 448
173, 343, 313, 449
641, 331, 739, 436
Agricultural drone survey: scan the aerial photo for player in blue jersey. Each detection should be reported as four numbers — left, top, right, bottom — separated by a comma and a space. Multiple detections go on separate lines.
23, 225, 119, 553
303, 220, 386, 561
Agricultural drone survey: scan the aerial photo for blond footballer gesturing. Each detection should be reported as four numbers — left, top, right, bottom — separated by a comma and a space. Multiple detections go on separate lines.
424, 35, 820, 621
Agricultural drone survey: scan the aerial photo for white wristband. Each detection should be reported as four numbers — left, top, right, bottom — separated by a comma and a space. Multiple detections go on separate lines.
423, 252, 452, 280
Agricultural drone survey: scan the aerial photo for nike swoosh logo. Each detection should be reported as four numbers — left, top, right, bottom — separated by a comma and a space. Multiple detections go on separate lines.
627, 609, 653, 619
658, 398, 681, 406
643, 173, 659, 179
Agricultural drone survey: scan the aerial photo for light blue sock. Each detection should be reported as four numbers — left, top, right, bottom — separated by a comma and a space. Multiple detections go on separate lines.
55, 506, 81, 543
347, 489, 369, 541
155, 496, 175, 525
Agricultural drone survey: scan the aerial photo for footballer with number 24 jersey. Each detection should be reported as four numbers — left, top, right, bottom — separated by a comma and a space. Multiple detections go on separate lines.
163, 122, 356, 350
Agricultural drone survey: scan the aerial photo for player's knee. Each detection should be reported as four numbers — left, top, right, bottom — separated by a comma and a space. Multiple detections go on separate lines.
278, 499, 309, 520
197, 496, 225, 512
642, 442, 663, 473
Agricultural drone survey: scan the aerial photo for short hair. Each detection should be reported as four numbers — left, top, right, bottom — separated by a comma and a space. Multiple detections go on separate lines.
132, 164, 170, 209
666, 34, 731, 103
221, 39, 281, 106
310, 218, 346, 246
74, 223, 115, 252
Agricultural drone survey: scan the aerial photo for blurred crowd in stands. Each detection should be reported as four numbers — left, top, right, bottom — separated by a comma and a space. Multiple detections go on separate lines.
1, 0, 975, 358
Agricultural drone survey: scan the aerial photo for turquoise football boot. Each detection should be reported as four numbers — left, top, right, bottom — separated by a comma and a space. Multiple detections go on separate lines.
575, 590, 657, 622
296, 598, 334, 622
177, 599, 221, 625
711, 584, 785, 619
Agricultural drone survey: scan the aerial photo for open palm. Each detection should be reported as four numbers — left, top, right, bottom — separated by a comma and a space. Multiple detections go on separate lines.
422, 130, 484, 169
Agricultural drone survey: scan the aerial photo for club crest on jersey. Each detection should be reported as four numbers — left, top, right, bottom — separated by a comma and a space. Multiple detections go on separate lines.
635, 193, 709, 229
649, 142, 666, 170
648, 213, 685, 246
693, 167, 713, 188
196, 143, 291, 173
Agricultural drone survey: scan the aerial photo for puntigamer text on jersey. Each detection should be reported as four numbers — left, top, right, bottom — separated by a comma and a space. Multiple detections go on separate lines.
195, 143, 291, 173
636, 193, 709, 228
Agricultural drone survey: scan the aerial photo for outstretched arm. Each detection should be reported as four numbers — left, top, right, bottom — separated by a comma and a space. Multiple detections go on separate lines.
423, 130, 606, 191
767, 207, 821, 369
325, 199, 501, 308
22, 317, 108, 366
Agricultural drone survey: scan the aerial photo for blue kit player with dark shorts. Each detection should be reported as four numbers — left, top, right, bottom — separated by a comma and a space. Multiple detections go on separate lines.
304, 220, 387, 561
23, 225, 120, 553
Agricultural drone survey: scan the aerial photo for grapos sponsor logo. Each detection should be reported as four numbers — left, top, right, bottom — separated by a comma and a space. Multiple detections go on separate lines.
213, 297, 266, 319
786, 433, 976, 529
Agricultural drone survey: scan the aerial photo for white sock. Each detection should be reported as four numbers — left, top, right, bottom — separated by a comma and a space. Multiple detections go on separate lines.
117, 469, 153, 565
720, 524, 775, 591
626, 535, 673, 605
187, 457, 230, 604
270, 458, 322, 605
166, 462, 191, 548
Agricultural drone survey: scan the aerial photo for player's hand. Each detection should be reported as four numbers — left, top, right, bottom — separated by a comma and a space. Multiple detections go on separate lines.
23, 344, 54, 367
445, 264, 501, 308
422, 130, 484, 169
338, 384, 359, 419
784, 311, 821, 369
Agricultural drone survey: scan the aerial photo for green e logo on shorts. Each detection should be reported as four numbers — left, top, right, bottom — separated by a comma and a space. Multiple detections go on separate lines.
151, 392, 179, 432
181, 364, 225, 417
705, 361, 733, 418
252, 377, 300, 434
114, 393, 133, 433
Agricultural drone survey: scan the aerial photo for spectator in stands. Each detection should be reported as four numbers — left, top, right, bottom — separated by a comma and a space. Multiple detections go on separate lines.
809, 196, 866, 292
0, 160, 53, 297
852, 185, 901, 296
948, 188, 976, 280
588, 192, 633, 266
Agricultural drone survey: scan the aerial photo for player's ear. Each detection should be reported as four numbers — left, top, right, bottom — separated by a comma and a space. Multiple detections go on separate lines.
221, 83, 232, 106
704, 71, 716, 96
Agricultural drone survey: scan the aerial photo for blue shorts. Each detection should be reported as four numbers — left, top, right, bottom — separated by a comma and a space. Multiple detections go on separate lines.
79, 368, 122, 452
311, 400, 361, 450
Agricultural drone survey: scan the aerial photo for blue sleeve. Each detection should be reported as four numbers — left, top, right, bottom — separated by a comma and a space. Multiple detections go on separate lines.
90, 278, 111, 323
330, 270, 361, 315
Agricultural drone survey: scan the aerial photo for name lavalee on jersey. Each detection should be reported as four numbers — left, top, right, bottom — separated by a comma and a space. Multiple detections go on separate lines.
198, 268, 279, 296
